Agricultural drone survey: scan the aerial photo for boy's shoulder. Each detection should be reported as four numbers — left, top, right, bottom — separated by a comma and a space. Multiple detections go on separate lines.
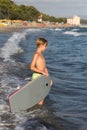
33, 52, 40, 58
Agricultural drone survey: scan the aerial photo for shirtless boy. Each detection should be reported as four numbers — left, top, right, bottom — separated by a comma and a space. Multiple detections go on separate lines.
30, 37, 52, 106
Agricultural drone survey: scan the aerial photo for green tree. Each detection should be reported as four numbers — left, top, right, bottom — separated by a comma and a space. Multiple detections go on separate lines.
0, 0, 67, 23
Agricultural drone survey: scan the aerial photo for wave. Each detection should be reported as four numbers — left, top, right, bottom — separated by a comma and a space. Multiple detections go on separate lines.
63, 30, 87, 37
0, 29, 34, 62
55, 28, 64, 31
0, 104, 9, 113
0, 28, 42, 62
63, 31, 82, 36
71, 29, 80, 31
26, 28, 41, 32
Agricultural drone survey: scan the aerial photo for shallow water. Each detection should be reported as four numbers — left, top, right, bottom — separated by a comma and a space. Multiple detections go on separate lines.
0, 27, 87, 130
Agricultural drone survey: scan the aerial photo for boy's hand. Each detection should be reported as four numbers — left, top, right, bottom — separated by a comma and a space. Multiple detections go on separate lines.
42, 71, 49, 77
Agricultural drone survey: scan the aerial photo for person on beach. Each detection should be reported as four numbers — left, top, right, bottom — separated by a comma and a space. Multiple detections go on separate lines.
30, 37, 52, 106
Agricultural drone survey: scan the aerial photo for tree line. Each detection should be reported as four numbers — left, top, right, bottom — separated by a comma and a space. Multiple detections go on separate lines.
80, 19, 87, 24
0, 0, 67, 23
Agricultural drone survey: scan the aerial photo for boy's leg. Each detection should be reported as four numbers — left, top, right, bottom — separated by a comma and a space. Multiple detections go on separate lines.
38, 100, 44, 106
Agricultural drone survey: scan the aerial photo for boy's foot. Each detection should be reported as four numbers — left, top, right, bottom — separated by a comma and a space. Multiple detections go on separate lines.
38, 100, 44, 106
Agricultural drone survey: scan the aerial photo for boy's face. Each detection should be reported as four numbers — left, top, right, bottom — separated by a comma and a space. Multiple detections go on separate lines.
41, 44, 47, 52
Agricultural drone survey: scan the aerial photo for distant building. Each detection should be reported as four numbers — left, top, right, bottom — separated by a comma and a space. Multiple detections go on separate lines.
37, 14, 42, 23
67, 15, 80, 26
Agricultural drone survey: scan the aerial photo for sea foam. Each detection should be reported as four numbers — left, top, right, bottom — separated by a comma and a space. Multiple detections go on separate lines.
0, 30, 30, 62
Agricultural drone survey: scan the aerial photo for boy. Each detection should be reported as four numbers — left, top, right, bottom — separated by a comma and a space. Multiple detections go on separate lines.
30, 37, 52, 106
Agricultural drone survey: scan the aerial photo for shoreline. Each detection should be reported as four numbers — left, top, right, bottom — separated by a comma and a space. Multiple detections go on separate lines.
0, 24, 79, 33
0, 26, 27, 33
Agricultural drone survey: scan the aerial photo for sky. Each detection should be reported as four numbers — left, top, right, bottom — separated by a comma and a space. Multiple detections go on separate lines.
13, 0, 87, 19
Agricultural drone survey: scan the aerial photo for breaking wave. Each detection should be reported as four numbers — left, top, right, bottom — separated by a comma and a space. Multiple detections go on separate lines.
63, 29, 87, 37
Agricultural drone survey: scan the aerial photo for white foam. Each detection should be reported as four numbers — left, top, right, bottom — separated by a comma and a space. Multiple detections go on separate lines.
63, 31, 81, 36
0, 29, 31, 61
14, 113, 27, 130
14, 126, 25, 130
0, 28, 42, 62
26, 28, 41, 32
0, 104, 9, 112
72, 29, 80, 31
55, 28, 63, 31
63, 30, 87, 37
0, 28, 41, 59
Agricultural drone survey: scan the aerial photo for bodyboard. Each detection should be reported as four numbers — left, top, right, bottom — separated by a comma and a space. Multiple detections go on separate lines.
8, 75, 51, 112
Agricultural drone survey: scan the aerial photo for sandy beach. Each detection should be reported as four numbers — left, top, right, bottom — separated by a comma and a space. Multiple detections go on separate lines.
0, 26, 27, 33
0, 22, 72, 33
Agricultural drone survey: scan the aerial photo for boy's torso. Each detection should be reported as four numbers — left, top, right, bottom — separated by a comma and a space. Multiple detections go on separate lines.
36, 53, 46, 72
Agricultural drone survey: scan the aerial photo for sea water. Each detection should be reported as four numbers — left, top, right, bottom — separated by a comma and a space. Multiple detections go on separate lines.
0, 27, 87, 130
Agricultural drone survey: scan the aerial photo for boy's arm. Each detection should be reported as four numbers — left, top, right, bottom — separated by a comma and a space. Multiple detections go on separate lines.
30, 53, 46, 75
30, 53, 42, 74
45, 68, 49, 76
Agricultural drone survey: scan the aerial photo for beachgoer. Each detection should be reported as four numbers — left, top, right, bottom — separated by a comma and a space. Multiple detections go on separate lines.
30, 37, 52, 106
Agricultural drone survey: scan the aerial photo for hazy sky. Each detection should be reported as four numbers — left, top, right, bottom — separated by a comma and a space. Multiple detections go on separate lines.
13, 0, 87, 19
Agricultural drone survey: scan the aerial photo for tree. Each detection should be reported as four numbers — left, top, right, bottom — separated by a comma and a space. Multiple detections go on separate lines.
0, 0, 67, 23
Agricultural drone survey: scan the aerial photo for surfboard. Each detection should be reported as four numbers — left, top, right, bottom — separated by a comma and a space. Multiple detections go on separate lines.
8, 75, 51, 112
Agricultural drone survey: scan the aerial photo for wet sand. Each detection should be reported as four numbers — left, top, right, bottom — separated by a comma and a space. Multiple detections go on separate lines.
0, 23, 71, 33
0, 26, 26, 33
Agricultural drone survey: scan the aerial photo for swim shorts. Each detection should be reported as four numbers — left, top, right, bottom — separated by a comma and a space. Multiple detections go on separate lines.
32, 73, 42, 80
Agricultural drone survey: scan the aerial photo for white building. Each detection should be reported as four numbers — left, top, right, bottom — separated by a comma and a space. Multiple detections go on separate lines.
37, 14, 42, 23
67, 15, 80, 26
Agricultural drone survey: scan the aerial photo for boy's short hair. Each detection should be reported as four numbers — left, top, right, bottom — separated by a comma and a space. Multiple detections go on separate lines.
36, 38, 48, 48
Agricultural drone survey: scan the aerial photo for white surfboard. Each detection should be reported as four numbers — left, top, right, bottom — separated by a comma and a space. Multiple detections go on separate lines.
8, 75, 51, 112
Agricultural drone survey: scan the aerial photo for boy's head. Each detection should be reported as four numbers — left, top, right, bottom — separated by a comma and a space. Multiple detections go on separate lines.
36, 38, 48, 48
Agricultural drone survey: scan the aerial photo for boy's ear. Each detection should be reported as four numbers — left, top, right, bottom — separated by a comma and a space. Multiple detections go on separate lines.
40, 44, 43, 47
